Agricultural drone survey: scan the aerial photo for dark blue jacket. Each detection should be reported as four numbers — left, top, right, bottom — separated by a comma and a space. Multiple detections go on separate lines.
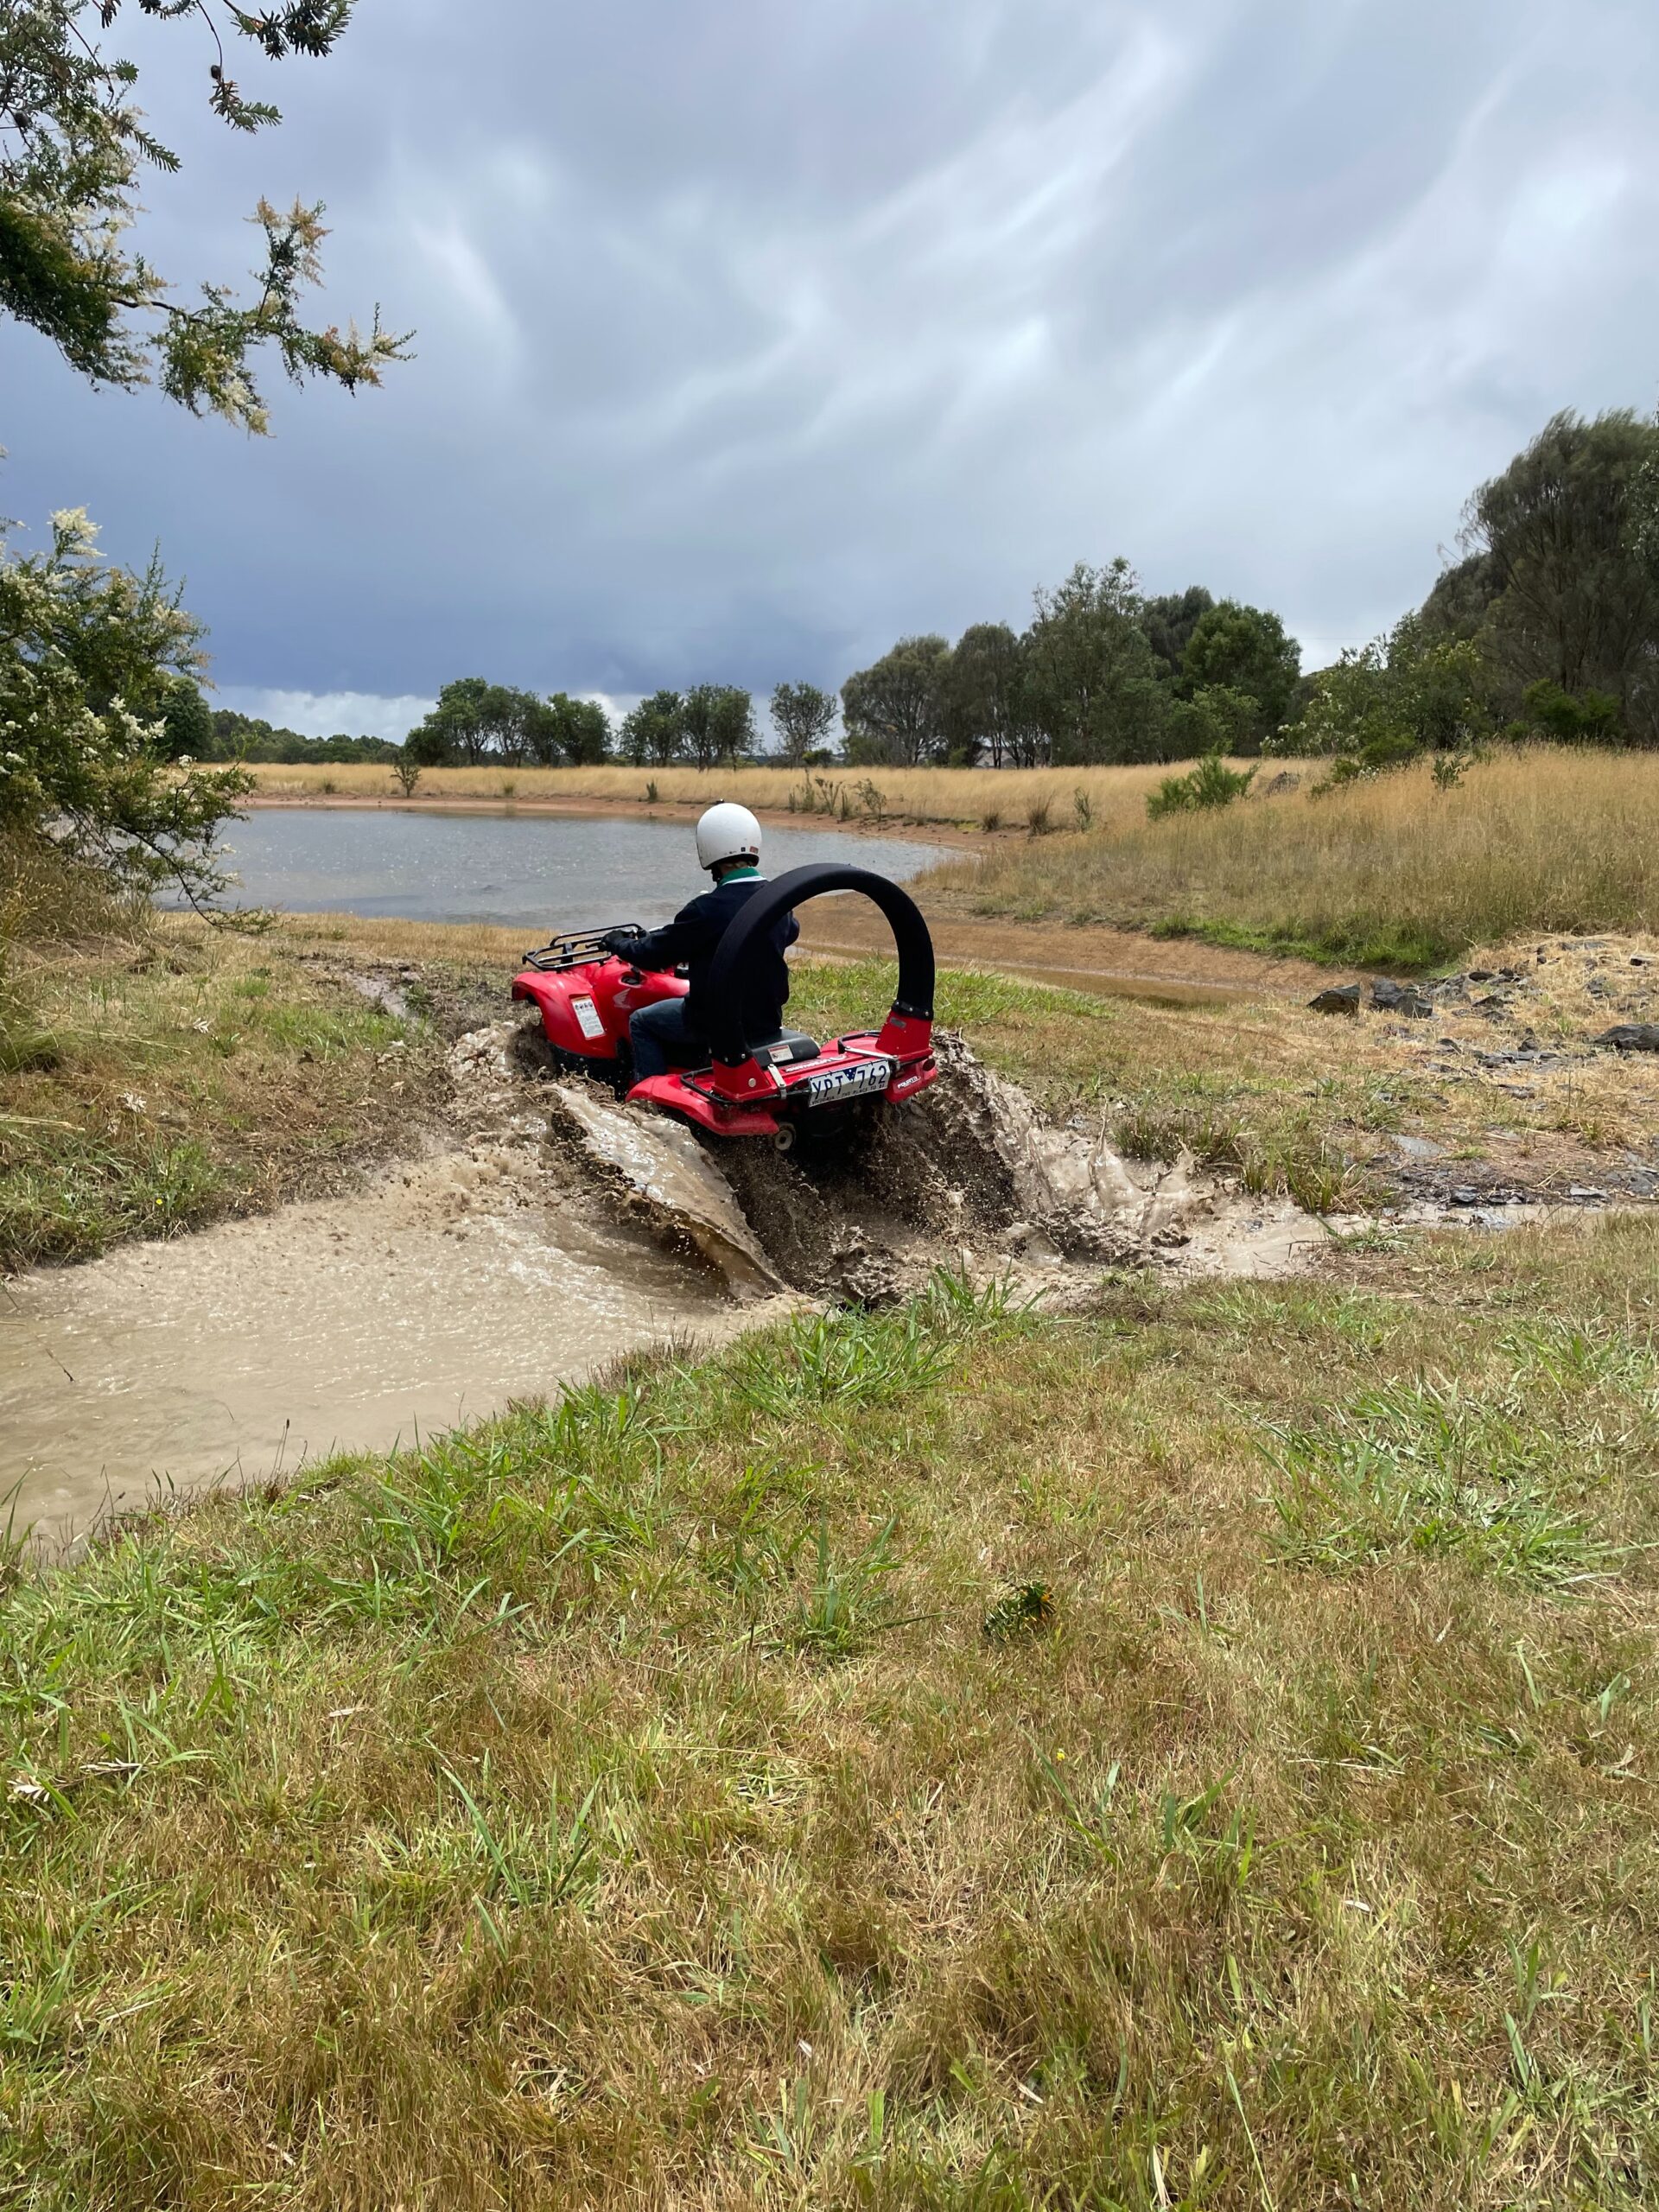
620, 874, 798, 1039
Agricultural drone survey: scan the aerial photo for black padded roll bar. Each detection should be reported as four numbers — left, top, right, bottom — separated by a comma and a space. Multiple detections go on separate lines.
702, 863, 936, 1068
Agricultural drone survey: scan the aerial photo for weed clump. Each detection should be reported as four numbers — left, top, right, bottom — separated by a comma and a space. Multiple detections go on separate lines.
1147, 748, 1256, 819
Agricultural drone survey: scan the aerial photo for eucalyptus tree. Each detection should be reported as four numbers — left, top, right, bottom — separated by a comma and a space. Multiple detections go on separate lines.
768, 681, 836, 765
841, 635, 950, 766
0, 1, 405, 431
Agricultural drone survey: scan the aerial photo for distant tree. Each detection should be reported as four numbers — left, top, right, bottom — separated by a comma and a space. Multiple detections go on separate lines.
841, 635, 951, 766
207, 710, 395, 763
157, 676, 214, 761
681, 683, 755, 768
1139, 586, 1216, 683
0, 506, 248, 904
619, 690, 685, 766
0, 2, 406, 433
1022, 561, 1168, 765
542, 692, 611, 764
1179, 601, 1300, 748
1277, 617, 1495, 775
944, 623, 1027, 767
1464, 409, 1659, 741
404, 680, 549, 766
769, 681, 836, 765
406, 680, 484, 766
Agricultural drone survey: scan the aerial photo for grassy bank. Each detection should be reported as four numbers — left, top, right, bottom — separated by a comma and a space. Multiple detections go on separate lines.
927, 748, 1659, 968
0, 902, 448, 1269
3, 1217, 1656, 2205
240, 759, 1198, 834
791, 944, 1659, 1213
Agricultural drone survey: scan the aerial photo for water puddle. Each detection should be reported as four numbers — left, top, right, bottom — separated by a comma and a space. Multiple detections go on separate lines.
0, 1136, 774, 1554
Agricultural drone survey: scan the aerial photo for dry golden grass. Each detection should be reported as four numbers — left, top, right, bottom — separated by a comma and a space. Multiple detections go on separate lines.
931, 747, 1659, 968
241, 757, 1200, 832
3, 1222, 1656, 2205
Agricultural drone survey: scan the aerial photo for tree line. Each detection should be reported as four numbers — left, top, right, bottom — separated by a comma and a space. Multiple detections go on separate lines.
839, 572, 1298, 767
362, 583, 1297, 772
170, 403, 1659, 782
1285, 409, 1659, 773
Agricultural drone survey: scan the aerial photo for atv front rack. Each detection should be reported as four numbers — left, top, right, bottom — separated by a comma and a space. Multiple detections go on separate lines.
519, 926, 643, 974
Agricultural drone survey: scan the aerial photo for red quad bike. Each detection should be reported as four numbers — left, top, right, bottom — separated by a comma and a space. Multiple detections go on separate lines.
511, 862, 938, 1151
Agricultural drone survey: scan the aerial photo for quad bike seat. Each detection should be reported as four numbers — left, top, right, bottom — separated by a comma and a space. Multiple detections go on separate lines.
749, 1028, 822, 1070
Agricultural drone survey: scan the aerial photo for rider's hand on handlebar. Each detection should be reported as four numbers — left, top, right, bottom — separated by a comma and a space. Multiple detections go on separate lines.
601, 927, 643, 957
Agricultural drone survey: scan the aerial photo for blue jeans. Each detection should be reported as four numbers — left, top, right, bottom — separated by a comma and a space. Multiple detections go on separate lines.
629, 996, 708, 1082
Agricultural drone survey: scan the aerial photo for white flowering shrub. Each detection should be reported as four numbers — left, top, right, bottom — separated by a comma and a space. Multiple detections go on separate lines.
0, 508, 250, 906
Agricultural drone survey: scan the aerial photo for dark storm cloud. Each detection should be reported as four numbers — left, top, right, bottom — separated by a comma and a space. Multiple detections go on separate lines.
4, 0, 1658, 733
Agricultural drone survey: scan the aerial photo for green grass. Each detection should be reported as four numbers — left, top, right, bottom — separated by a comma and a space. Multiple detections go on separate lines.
0, 927, 430, 1268
791, 957, 1390, 1210
2, 1223, 1656, 2205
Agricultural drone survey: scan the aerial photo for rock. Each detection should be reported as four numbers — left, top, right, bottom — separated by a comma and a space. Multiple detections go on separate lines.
1567, 1186, 1607, 1203
1594, 1024, 1659, 1053
1370, 979, 1433, 1017
1450, 1187, 1483, 1205
1371, 982, 1433, 1021
1310, 984, 1362, 1016
1394, 1135, 1446, 1161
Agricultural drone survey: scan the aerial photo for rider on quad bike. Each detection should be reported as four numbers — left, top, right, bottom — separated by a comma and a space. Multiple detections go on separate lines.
601, 804, 800, 1081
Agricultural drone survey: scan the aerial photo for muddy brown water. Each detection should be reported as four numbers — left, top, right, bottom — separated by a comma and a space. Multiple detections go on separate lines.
1, 1134, 786, 1554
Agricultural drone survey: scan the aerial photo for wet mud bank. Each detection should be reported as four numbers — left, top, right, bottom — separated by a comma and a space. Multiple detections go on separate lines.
14, 999, 1631, 1555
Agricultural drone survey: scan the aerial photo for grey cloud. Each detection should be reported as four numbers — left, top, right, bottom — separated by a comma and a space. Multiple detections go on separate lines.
4, 0, 1658, 721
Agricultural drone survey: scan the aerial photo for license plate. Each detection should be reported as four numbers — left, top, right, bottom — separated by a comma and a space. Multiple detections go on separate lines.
571, 995, 607, 1041
804, 1058, 893, 1106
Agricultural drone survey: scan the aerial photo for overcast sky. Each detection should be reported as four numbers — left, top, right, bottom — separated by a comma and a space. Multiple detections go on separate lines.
4, 0, 1658, 739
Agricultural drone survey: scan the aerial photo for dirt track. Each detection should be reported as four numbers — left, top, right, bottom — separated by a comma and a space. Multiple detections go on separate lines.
793, 898, 1344, 1002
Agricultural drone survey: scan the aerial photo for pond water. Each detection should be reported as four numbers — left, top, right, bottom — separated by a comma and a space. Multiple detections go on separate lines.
202, 808, 948, 929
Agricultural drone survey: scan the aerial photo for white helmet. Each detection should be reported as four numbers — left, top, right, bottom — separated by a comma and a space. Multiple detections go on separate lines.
695, 801, 762, 873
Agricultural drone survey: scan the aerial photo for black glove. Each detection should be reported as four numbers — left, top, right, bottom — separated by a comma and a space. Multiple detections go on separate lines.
601, 927, 643, 957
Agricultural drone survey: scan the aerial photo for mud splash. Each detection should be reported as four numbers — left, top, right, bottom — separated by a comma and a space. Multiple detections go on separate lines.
544, 1032, 1329, 1297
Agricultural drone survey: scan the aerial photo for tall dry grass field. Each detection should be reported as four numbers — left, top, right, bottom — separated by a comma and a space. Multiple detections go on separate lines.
240, 758, 1195, 832
930, 747, 1659, 965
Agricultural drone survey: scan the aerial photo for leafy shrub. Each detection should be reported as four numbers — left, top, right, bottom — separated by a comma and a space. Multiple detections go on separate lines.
1147, 749, 1256, 819
1167, 683, 1260, 760
1520, 680, 1623, 745
0, 510, 250, 906
1274, 620, 1497, 783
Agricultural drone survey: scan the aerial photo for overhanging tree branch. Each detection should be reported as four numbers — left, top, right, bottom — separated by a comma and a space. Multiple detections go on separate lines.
0, 0, 409, 431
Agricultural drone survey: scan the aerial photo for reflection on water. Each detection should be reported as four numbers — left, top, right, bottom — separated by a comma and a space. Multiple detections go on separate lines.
200, 808, 948, 929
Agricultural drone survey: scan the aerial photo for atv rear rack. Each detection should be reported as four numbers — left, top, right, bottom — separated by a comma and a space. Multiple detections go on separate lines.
519, 927, 644, 974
